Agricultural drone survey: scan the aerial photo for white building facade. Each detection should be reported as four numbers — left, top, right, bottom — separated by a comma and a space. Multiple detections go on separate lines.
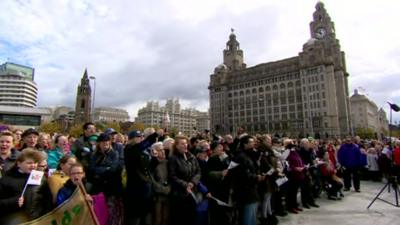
93, 107, 130, 122
136, 98, 210, 135
350, 89, 389, 139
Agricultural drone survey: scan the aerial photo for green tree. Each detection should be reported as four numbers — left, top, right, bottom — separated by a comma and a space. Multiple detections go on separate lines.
104, 121, 121, 133
168, 127, 179, 138
69, 123, 84, 137
355, 127, 375, 139
38, 122, 63, 134
129, 122, 145, 132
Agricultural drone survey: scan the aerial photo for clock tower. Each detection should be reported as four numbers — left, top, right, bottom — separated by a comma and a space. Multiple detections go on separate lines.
223, 29, 246, 72
310, 2, 336, 40
299, 1, 351, 136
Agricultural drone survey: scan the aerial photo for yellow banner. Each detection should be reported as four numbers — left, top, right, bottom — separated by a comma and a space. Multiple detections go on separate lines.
19, 187, 97, 225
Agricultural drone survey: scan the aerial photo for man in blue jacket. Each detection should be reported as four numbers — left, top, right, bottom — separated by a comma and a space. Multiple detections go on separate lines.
338, 136, 362, 192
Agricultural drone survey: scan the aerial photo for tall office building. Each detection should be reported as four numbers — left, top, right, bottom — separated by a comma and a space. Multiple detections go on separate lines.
0, 62, 37, 107
209, 2, 351, 138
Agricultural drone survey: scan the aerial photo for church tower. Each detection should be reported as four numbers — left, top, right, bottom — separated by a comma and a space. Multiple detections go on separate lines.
74, 68, 92, 124
223, 29, 246, 72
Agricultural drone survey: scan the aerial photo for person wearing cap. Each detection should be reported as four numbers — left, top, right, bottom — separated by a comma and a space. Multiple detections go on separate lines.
88, 133, 123, 225
104, 128, 124, 166
70, 122, 96, 169
20, 128, 40, 150
123, 128, 158, 225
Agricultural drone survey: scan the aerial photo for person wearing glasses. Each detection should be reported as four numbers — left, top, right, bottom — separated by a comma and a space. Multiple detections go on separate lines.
56, 162, 92, 205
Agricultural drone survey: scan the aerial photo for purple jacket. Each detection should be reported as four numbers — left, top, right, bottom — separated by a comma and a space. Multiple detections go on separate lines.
287, 149, 305, 181
338, 143, 362, 169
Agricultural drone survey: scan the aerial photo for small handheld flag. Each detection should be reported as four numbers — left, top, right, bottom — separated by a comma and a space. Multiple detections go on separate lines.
21, 170, 44, 197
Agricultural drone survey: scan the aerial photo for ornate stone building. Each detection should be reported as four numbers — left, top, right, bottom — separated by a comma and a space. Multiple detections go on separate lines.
350, 89, 388, 139
135, 98, 210, 135
93, 106, 129, 122
209, 2, 351, 138
74, 69, 92, 124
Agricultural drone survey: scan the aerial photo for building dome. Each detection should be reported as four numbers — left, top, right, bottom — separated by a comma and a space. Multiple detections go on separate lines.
214, 63, 228, 73
217, 63, 228, 70
305, 38, 318, 46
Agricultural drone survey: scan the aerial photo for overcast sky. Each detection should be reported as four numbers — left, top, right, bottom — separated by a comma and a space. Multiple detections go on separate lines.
1, 0, 399, 122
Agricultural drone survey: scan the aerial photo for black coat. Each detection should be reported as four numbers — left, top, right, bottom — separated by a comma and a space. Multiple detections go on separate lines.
206, 154, 231, 202
88, 148, 123, 196
231, 150, 260, 205
168, 151, 201, 198
0, 167, 45, 224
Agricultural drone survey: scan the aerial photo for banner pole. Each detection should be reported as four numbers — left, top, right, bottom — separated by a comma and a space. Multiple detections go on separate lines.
78, 183, 100, 225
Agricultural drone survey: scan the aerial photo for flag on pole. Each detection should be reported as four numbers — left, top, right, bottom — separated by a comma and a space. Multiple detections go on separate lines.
388, 102, 400, 112
21, 170, 44, 197
227, 161, 239, 170
18, 187, 98, 225
165, 112, 170, 123
27, 170, 44, 185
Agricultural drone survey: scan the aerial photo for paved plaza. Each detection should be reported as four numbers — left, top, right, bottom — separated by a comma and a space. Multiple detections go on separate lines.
279, 180, 400, 225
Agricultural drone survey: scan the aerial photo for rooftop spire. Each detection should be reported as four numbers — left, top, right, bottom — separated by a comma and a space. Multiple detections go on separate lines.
83, 68, 88, 78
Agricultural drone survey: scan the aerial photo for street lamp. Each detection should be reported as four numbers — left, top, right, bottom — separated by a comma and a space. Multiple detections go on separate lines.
89, 76, 96, 122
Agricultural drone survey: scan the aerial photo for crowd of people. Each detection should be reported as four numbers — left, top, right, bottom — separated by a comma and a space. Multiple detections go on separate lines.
0, 123, 399, 225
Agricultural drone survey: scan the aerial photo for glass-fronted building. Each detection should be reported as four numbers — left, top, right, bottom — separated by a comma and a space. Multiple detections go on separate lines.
0, 106, 51, 129
0, 62, 38, 107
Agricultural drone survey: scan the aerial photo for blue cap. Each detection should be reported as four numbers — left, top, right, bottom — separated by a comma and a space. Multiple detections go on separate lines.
97, 133, 111, 142
104, 128, 117, 135
128, 130, 143, 139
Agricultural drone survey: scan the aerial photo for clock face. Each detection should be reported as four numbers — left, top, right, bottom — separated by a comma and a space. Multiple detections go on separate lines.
315, 28, 326, 39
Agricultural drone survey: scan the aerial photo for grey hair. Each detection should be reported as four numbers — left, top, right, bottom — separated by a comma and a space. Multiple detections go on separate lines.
300, 138, 309, 147
151, 142, 164, 151
163, 138, 174, 145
